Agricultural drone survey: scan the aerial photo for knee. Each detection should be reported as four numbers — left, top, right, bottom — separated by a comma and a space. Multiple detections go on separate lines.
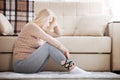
44, 43, 58, 51
44, 42, 51, 46
48, 43, 58, 50
44, 43, 60, 51
43, 42, 53, 48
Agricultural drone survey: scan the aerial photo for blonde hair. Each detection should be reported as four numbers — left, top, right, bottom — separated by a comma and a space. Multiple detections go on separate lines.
33, 9, 57, 31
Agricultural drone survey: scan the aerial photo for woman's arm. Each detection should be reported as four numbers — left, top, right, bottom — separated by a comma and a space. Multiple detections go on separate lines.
31, 23, 70, 59
45, 26, 62, 37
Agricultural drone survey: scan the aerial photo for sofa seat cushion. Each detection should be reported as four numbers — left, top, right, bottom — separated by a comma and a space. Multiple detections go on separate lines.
0, 36, 111, 53
57, 36, 111, 53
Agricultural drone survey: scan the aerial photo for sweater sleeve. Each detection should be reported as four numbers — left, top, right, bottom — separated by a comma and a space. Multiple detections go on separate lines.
29, 23, 63, 49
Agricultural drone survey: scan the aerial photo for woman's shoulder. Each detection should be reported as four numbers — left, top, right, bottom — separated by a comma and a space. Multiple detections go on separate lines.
24, 22, 40, 30
25, 22, 37, 28
25, 22, 40, 29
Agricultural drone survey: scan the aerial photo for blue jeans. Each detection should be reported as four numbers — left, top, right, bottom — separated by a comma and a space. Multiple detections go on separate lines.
13, 43, 67, 73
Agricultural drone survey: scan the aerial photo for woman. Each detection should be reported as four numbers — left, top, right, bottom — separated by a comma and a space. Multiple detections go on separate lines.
12, 9, 90, 74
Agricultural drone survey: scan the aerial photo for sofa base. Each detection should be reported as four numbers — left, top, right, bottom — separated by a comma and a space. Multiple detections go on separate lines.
0, 53, 110, 72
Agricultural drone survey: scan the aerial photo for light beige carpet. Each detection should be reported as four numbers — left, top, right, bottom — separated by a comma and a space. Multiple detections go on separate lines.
0, 72, 120, 80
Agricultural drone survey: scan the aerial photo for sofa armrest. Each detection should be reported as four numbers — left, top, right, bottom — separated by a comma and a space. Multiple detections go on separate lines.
108, 22, 120, 71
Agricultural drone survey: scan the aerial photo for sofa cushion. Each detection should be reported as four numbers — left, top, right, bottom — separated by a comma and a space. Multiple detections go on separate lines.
0, 36, 111, 53
60, 16, 77, 36
57, 36, 111, 53
73, 14, 111, 36
0, 13, 14, 35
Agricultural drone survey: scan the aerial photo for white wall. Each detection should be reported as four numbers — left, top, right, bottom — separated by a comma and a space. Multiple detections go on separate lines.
109, 0, 120, 21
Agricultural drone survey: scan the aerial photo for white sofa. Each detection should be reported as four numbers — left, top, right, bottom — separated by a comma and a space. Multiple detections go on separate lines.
0, 1, 120, 72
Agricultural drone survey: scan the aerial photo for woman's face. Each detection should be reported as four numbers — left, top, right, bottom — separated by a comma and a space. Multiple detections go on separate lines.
43, 17, 53, 29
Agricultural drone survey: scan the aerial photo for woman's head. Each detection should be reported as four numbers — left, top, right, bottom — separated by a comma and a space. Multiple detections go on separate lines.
33, 8, 57, 31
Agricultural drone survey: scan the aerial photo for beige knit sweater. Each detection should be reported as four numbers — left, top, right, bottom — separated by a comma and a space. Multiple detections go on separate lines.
13, 23, 62, 60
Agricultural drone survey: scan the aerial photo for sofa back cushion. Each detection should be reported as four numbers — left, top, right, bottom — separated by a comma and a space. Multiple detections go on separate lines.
34, 1, 111, 36
0, 13, 14, 35
73, 14, 111, 36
